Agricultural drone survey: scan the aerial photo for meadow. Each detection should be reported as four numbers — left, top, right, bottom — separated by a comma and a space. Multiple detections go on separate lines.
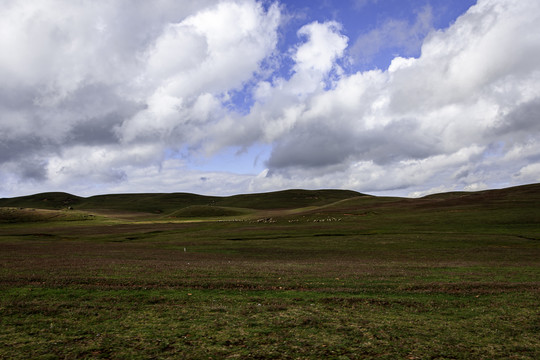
0, 185, 539, 359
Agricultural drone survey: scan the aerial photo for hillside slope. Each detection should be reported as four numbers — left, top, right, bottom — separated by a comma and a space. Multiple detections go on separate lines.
0, 189, 364, 216
0, 192, 83, 210
0, 184, 538, 229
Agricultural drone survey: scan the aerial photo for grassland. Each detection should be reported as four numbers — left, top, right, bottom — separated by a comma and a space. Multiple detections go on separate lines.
0, 184, 539, 359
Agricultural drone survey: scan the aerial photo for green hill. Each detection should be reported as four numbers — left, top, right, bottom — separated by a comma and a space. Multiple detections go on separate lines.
0, 189, 363, 215
78, 193, 220, 214
216, 189, 364, 210
0, 207, 94, 223
0, 184, 538, 228
0, 192, 83, 210
168, 205, 249, 218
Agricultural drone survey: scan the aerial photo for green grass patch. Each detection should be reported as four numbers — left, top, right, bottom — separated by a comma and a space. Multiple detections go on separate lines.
1, 286, 538, 359
168, 205, 250, 218
0, 184, 539, 358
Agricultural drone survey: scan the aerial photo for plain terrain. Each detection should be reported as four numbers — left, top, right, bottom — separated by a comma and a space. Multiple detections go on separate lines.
0, 184, 539, 359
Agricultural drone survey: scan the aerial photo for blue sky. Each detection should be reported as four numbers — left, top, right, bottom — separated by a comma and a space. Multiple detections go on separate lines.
224, 0, 478, 114
0, 0, 539, 197
281, 0, 476, 69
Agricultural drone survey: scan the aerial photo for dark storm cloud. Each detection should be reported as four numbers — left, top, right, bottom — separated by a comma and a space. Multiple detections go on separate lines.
62, 84, 145, 146
0, 82, 143, 182
67, 114, 126, 147
266, 118, 438, 171
17, 159, 49, 181
0, 87, 37, 110
0, 136, 51, 164
266, 125, 357, 169
356, 119, 438, 165
492, 98, 540, 137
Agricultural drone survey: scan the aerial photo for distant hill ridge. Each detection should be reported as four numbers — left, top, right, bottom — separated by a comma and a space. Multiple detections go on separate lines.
0, 189, 365, 214
1, 183, 539, 224
1, 184, 539, 217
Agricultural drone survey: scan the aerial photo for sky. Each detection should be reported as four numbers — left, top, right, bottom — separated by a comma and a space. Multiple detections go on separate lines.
1, 0, 539, 198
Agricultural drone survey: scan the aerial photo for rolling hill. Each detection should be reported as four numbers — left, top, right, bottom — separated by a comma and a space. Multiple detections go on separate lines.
0, 184, 538, 229
0, 188, 365, 221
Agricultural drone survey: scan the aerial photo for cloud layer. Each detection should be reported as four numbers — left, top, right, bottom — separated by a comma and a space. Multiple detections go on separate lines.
1, 0, 539, 197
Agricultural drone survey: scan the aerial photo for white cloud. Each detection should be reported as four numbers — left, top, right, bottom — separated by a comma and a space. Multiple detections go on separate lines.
408, 185, 458, 198
117, 0, 281, 145
513, 163, 540, 183
294, 21, 348, 74
1, 0, 539, 198
0, 0, 283, 194
464, 182, 489, 192
0, 0, 219, 151
249, 0, 540, 195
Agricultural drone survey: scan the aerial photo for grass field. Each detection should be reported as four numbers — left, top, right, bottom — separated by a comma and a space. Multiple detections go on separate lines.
0, 184, 539, 359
